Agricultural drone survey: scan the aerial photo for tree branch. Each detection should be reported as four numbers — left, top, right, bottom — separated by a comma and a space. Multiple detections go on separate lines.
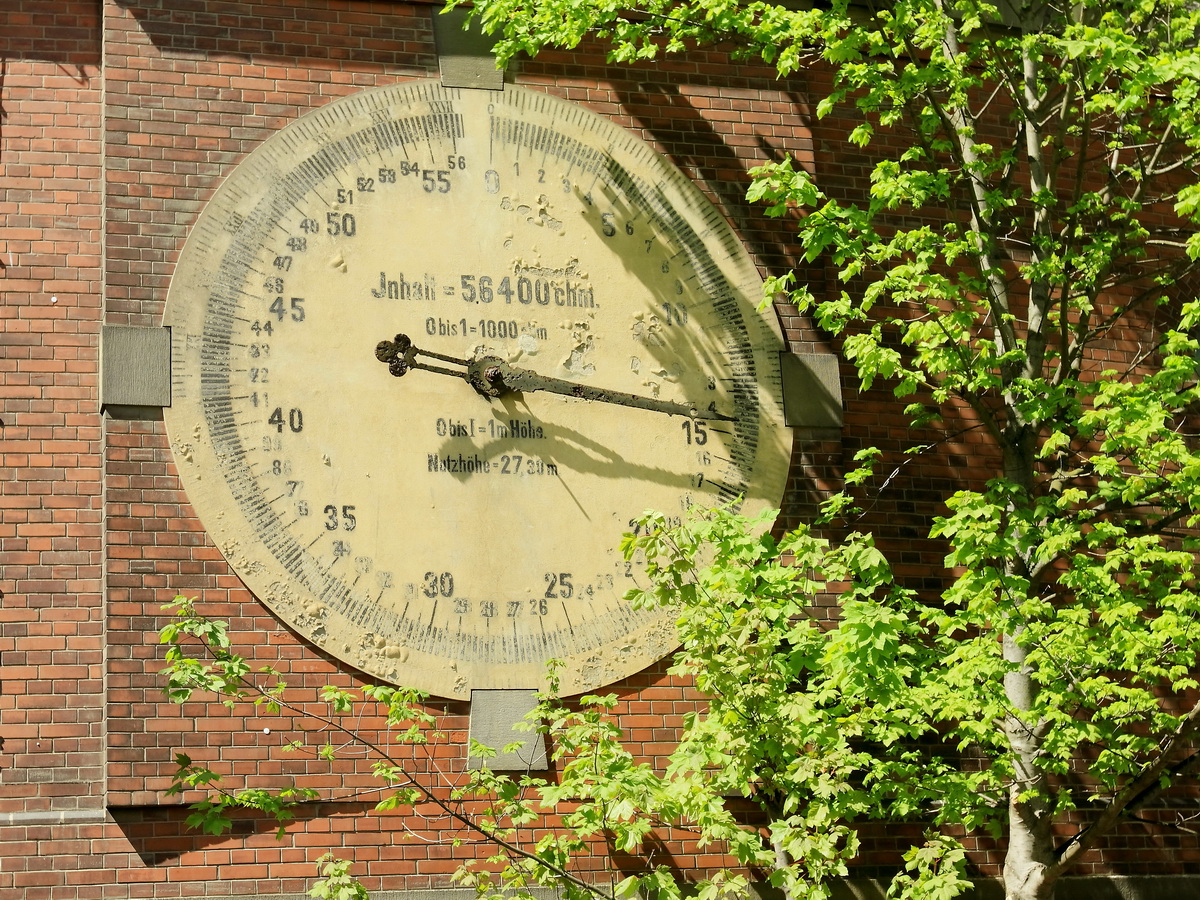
1055, 698, 1200, 871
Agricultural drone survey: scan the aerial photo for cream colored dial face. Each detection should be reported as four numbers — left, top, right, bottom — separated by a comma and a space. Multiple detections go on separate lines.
164, 81, 791, 699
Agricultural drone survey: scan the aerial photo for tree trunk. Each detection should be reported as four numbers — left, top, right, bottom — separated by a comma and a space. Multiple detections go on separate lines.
999, 437, 1060, 900
1001, 762, 1060, 900
1003, 858, 1057, 900
1001, 631, 1060, 900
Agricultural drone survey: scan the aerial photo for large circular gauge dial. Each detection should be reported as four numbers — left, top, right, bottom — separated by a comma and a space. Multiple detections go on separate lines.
164, 81, 792, 699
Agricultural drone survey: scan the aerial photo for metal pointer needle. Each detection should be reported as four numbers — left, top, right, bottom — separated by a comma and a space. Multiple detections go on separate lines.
375, 333, 735, 421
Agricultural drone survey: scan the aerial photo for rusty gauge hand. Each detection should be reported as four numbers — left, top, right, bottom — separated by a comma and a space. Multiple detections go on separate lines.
375, 333, 737, 420
163, 81, 792, 699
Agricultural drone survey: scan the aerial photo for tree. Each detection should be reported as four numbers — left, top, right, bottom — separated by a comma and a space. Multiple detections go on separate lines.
161, 2, 1200, 899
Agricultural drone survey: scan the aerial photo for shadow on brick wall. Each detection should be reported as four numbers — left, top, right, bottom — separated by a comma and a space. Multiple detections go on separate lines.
109, 800, 379, 866
109, 0, 436, 72
0, 1, 100, 65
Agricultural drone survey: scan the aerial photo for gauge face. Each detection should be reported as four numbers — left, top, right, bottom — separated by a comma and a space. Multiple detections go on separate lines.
164, 81, 791, 699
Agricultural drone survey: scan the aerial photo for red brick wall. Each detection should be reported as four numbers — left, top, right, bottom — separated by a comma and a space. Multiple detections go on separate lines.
0, 0, 106, 822
0, 1, 1195, 898
0, 5, 107, 899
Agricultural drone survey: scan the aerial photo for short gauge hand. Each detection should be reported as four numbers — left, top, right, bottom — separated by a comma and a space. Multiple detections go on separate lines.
375, 333, 735, 421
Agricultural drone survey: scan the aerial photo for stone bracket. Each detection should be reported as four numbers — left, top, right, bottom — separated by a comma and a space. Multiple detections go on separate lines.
433, 8, 505, 91
780, 351, 843, 428
100, 325, 171, 419
467, 689, 548, 771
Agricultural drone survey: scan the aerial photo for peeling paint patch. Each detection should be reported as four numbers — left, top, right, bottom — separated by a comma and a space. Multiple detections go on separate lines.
561, 319, 596, 375
500, 194, 563, 231
630, 311, 665, 346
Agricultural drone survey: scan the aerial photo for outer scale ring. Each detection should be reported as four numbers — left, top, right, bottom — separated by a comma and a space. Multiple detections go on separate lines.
164, 81, 791, 699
